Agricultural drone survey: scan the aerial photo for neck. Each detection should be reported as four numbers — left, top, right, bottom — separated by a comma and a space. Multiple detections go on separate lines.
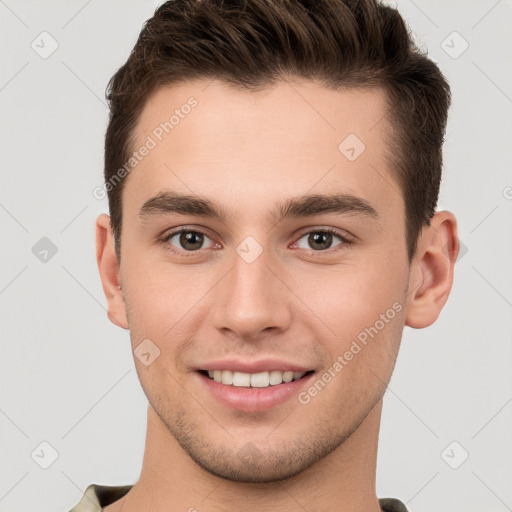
113, 400, 384, 512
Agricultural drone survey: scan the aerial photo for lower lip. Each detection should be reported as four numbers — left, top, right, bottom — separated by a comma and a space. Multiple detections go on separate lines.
198, 372, 315, 412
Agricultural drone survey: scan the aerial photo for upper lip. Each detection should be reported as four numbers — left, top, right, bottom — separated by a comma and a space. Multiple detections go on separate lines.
197, 358, 313, 374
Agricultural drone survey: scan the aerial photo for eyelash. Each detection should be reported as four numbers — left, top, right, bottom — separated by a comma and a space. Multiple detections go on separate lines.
158, 226, 353, 258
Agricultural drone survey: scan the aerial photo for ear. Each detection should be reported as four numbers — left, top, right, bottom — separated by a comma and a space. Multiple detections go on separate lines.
95, 213, 129, 329
405, 210, 459, 329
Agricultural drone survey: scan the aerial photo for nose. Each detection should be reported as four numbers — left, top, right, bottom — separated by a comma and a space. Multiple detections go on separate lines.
210, 243, 292, 341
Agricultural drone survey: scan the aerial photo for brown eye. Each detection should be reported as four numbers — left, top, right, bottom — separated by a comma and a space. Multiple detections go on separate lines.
295, 229, 346, 252
166, 230, 210, 251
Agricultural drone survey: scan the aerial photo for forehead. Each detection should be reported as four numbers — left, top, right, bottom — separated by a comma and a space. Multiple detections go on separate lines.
125, 78, 401, 223
134, 77, 392, 153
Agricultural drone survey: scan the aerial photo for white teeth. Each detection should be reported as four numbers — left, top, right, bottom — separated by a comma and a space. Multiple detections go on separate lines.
221, 370, 234, 385
205, 369, 307, 387
232, 371, 251, 387
269, 370, 283, 385
250, 371, 269, 387
282, 371, 293, 383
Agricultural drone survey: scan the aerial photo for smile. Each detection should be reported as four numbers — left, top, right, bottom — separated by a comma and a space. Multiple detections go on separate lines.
200, 369, 313, 388
197, 369, 316, 412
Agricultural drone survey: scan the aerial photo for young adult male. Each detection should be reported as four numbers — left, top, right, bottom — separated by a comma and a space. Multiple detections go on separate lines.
69, 0, 459, 510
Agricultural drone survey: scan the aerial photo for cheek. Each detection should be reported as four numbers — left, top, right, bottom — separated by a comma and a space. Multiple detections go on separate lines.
121, 259, 170, 339
306, 266, 406, 407
307, 266, 407, 397
304, 261, 406, 338
121, 254, 213, 352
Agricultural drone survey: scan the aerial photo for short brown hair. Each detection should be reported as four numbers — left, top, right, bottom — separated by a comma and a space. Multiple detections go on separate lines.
104, 0, 451, 262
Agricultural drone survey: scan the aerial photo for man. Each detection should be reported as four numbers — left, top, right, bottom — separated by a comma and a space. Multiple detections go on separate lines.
70, 0, 459, 510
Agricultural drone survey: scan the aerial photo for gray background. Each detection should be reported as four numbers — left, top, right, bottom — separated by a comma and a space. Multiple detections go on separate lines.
1, 1, 511, 511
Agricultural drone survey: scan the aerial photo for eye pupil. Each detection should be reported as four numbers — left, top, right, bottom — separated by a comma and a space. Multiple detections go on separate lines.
309, 232, 332, 250
167, 229, 343, 255
180, 231, 203, 250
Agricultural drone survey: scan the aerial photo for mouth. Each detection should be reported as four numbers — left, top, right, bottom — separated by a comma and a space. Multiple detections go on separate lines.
198, 369, 315, 388
197, 369, 316, 412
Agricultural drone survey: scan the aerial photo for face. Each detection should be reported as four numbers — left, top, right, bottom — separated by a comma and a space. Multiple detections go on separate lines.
114, 78, 412, 482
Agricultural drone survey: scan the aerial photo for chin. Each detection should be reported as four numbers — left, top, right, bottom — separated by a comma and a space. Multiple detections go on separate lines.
187, 448, 312, 483
176, 427, 351, 484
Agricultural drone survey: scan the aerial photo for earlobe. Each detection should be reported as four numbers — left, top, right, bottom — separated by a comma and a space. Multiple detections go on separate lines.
95, 213, 129, 329
405, 211, 459, 329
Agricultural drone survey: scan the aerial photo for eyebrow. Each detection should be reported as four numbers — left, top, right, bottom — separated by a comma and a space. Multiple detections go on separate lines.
138, 191, 379, 224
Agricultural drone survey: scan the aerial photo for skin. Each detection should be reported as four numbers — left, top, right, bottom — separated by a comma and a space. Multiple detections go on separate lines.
96, 77, 459, 512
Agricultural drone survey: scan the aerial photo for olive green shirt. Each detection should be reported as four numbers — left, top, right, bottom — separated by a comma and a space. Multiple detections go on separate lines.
69, 484, 410, 511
